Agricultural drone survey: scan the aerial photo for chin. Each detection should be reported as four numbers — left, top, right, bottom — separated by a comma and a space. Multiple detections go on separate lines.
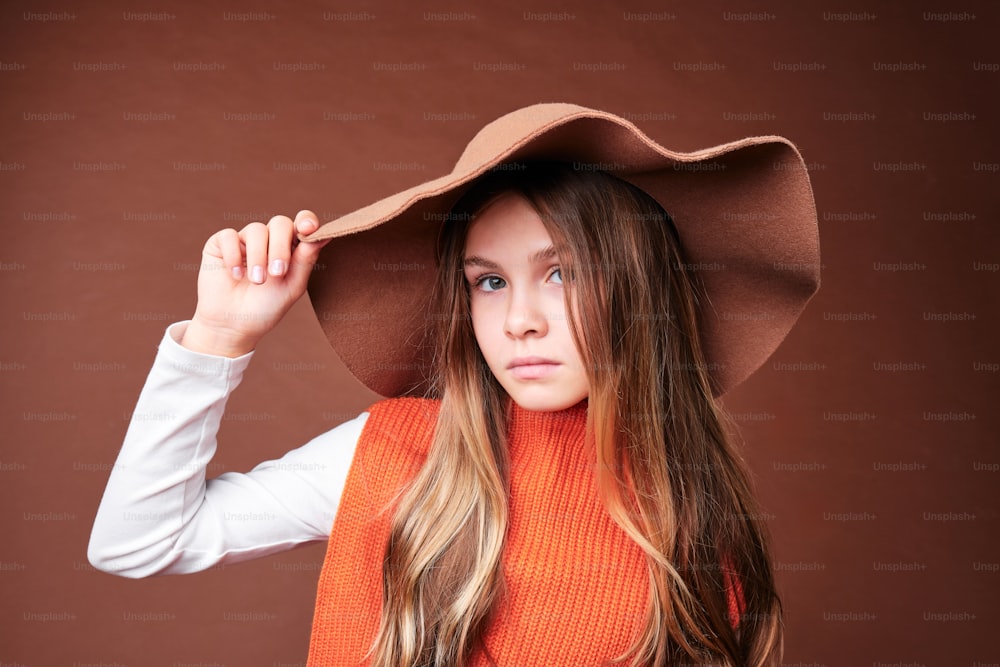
506, 388, 589, 413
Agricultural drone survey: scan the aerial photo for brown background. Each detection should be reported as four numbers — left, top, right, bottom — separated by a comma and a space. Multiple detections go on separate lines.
1, 0, 997, 665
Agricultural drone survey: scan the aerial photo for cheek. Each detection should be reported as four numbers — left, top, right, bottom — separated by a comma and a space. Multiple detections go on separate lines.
562, 290, 592, 356
468, 300, 495, 354
547, 292, 575, 336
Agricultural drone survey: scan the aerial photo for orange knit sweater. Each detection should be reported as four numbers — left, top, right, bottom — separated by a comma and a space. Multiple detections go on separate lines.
307, 398, 740, 666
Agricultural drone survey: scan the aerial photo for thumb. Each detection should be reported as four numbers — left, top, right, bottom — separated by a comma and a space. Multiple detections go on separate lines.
286, 236, 331, 288
285, 209, 330, 287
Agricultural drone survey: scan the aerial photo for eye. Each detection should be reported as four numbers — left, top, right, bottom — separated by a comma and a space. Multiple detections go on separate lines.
474, 275, 507, 292
549, 268, 563, 284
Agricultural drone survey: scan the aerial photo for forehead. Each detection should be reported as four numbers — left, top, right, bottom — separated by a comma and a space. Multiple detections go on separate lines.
463, 194, 553, 257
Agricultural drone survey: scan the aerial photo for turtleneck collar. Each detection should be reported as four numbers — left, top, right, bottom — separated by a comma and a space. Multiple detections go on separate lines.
506, 399, 589, 455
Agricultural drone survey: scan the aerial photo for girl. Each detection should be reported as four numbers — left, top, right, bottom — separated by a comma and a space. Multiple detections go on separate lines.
90, 104, 820, 666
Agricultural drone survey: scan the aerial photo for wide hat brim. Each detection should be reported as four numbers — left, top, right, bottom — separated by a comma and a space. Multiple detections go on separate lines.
301, 103, 820, 398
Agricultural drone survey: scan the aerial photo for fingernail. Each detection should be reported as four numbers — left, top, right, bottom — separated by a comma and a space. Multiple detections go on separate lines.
232, 266, 244, 280
250, 265, 265, 283
269, 259, 285, 276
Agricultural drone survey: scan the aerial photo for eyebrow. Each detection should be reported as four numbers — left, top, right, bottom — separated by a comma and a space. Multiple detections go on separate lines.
463, 245, 559, 270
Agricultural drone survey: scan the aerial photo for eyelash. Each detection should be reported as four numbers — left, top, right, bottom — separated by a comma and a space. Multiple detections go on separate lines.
472, 274, 506, 292
469, 267, 562, 292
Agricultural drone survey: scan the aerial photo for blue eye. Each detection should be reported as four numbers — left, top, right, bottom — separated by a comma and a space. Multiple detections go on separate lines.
477, 275, 507, 292
550, 268, 563, 284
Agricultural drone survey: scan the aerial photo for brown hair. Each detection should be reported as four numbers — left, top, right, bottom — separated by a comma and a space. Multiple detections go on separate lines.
371, 162, 783, 666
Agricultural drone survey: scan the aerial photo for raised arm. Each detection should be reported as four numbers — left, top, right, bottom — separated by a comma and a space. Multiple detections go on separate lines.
88, 212, 354, 577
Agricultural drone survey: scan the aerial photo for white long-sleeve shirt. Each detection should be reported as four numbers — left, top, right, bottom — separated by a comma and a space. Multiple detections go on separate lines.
87, 321, 368, 578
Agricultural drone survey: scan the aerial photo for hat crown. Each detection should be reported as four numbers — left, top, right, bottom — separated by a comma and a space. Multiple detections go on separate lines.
454, 103, 603, 174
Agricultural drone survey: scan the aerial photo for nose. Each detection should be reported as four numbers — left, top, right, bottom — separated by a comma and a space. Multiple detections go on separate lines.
504, 285, 548, 339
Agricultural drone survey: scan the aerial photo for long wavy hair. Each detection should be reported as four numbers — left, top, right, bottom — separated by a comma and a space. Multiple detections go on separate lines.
369, 162, 783, 666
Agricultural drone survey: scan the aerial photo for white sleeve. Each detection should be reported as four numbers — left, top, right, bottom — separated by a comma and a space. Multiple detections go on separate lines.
87, 321, 367, 578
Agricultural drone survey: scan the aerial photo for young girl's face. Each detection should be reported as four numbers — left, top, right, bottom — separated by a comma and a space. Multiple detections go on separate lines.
462, 194, 590, 412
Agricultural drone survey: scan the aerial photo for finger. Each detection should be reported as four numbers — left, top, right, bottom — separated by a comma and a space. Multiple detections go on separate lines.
216, 228, 245, 280
240, 222, 269, 284
266, 215, 294, 277
204, 228, 244, 279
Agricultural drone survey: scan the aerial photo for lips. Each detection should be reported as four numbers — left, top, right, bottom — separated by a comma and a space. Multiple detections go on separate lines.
507, 356, 560, 380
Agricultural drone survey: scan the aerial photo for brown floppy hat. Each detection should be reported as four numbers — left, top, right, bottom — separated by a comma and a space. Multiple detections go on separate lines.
301, 103, 820, 398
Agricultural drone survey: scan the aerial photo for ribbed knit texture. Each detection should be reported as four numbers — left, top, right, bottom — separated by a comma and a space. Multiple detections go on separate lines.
307, 398, 740, 666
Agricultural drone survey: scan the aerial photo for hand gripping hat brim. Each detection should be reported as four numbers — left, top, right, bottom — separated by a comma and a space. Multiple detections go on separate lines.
301, 103, 820, 398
